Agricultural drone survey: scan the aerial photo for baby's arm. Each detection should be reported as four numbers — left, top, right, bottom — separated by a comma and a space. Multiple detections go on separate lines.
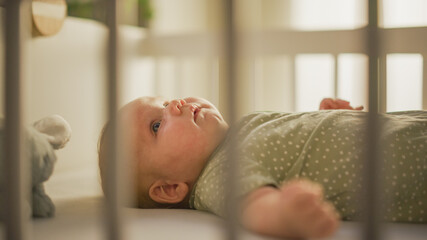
241, 179, 339, 239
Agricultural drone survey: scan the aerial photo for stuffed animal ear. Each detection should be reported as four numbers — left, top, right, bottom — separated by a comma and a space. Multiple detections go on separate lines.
33, 115, 72, 149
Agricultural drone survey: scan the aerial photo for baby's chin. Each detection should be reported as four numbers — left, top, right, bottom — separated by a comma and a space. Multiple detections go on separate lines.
218, 123, 229, 140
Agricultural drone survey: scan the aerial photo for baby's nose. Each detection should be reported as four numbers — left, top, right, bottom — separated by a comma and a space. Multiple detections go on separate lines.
166, 99, 186, 115
178, 99, 186, 106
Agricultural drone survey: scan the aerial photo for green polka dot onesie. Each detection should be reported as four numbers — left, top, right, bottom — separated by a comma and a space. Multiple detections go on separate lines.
189, 110, 427, 223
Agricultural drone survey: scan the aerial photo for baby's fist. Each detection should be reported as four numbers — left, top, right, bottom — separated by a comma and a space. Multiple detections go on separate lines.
280, 179, 340, 238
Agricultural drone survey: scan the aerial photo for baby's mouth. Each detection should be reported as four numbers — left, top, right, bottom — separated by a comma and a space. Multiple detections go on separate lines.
193, 106, 200, 122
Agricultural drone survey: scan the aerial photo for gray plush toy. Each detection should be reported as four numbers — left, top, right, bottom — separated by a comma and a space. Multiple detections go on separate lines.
0, 115, 71, 218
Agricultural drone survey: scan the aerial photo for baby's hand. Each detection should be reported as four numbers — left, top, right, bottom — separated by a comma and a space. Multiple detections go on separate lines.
278, 179, 340, 238
320, 98, 364, 110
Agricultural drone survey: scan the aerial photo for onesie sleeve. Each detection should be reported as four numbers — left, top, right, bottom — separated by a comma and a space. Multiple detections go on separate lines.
190, 151, 278, 218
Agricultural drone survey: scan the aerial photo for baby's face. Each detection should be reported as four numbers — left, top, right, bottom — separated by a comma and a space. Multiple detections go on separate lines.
122, 96, 229, 184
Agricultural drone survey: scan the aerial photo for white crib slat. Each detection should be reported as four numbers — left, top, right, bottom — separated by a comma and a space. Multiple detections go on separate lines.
4, 0, 30, 239
423, 54, 427, 110
223, 0, 239, 239
379, 55, 387, 113
175, 57, 183, 98
105, 0, 123, 239
364, 1, 383, 240
253, 58, 262, 111
334, 54, 339, 99
290, 55, 296, 112
209, 58, 220, 107
154, 57, 160, 95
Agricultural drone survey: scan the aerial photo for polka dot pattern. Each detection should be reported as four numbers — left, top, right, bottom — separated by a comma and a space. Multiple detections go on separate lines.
189, 110, 427, 222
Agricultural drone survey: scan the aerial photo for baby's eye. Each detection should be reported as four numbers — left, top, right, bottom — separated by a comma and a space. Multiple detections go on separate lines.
152, 121, 161, 133
163, 102, 169, 107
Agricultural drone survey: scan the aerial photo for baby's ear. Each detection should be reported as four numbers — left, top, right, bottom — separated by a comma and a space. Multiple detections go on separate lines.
149, 180, 189, 204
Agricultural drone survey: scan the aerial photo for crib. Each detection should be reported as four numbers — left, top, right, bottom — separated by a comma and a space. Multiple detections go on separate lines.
2, 0, 427, 239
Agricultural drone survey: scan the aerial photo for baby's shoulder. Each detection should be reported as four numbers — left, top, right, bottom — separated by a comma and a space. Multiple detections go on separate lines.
238, 111, 291, 125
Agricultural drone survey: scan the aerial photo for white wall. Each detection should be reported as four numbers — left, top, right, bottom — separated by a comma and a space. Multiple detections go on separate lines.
150, 0, 213, 34
27, 17, 108, 199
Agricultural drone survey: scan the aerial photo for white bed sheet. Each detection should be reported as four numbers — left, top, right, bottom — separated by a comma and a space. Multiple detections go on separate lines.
31, 195, 427, 240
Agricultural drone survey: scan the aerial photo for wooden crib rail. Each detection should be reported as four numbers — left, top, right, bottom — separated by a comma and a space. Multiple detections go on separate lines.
139, 26, 427, 112
4, 0, 31, 239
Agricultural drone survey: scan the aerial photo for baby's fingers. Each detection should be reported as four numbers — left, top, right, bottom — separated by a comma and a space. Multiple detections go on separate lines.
290, 197, 339, 238
311, 202, 340, 238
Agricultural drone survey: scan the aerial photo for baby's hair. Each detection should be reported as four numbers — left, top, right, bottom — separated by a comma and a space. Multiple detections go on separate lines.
97, 120, 187, 209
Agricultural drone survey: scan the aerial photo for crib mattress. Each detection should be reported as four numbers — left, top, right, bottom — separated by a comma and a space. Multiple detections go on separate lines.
31, 196, 427, 240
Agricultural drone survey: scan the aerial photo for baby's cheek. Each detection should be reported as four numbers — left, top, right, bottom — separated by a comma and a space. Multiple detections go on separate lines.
169, 128, 198, 149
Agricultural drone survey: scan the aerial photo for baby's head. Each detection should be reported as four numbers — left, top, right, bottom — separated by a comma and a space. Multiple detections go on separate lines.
98, 96, 229, 208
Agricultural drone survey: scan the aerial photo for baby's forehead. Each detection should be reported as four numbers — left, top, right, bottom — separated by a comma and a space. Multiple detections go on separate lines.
121, 96, 166, 114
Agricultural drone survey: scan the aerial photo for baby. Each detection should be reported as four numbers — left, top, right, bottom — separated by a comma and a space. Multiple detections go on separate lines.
98, 97, 427, 239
